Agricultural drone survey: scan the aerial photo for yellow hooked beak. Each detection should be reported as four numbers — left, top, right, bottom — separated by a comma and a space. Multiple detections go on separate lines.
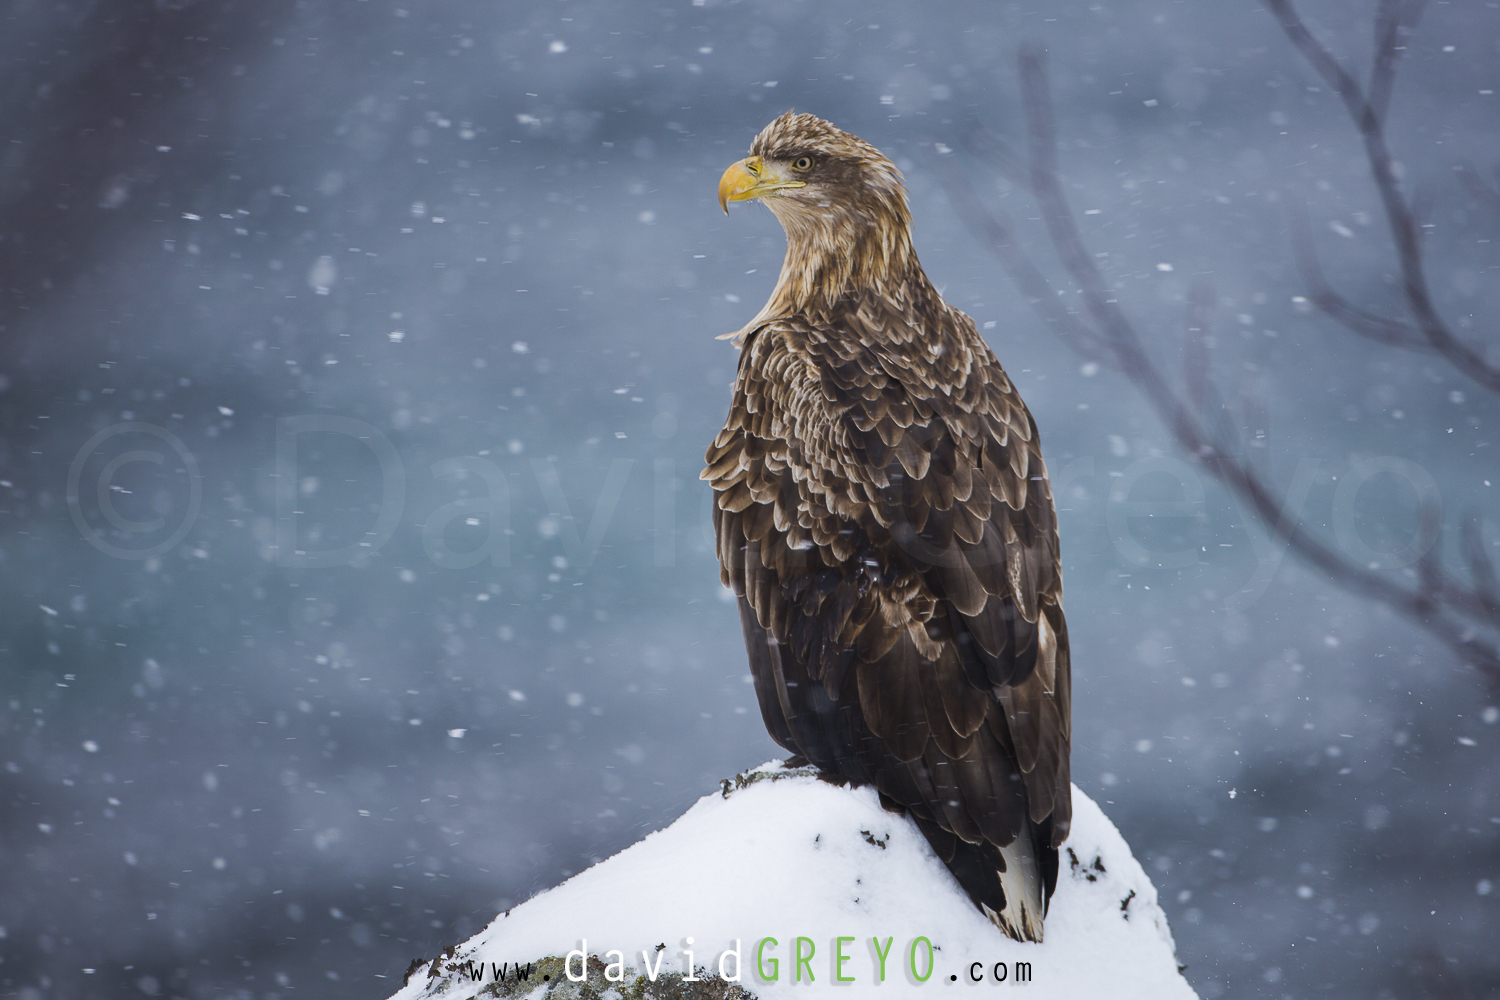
717, 156, 805, 214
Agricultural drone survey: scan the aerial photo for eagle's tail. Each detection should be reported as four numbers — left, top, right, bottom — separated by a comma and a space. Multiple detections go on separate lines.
905, 803, 1050, 942
989, 823, 1047, 942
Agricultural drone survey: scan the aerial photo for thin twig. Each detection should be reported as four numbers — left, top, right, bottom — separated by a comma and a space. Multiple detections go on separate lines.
961, 125, 1029, 189
1179, 285, 1257, 472
1368, 0, 1426, 127
1239, 342, 1273, 480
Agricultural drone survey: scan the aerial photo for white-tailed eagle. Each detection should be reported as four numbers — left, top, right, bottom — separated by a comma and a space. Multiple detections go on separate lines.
703, 111, 1072, 941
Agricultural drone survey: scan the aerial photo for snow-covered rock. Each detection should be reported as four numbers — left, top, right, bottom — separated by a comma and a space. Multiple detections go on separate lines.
387, 763, 1197, 999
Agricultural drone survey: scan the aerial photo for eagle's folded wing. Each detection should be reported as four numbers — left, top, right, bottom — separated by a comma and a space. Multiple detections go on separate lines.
703, 305, 1071, 938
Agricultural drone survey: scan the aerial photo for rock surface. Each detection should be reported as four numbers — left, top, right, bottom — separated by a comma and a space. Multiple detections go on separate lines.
387, 762, 1199, 999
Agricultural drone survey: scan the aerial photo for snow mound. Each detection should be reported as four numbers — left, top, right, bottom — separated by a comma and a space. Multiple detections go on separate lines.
387, 763, 1197, 999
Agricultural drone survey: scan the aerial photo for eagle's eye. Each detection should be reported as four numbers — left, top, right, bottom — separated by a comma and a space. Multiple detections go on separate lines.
791, 155, 814, 171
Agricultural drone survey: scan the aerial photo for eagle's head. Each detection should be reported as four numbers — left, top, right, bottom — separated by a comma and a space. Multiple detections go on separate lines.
718, 112, 917, 311
719, 111, 910, 234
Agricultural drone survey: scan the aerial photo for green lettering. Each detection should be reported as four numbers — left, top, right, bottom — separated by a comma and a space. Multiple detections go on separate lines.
835, 937, 855, 982
871, 936, 893, 982
909, 937, 934, 983
795, 937, 816, 983
755, 937, 778, 982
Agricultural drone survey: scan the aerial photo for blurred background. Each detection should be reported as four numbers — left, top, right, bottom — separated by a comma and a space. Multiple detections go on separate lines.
2, 0, 1498, 997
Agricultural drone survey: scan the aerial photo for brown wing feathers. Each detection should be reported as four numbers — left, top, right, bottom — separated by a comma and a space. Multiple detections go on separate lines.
706, 299, 1072, 941
706, 111, 1070, 942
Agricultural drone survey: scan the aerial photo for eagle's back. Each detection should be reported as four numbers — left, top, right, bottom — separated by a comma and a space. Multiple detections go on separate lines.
703, 286, 1072, 940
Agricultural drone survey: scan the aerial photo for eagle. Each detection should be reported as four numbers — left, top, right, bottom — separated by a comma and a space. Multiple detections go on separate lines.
701, 111, 1072, 942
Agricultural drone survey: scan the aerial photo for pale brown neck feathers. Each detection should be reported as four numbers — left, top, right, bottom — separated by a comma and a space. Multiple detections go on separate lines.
762, 196, 924, 319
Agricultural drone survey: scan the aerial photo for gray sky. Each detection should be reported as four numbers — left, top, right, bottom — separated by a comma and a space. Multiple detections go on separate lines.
2, 1, 1498, 997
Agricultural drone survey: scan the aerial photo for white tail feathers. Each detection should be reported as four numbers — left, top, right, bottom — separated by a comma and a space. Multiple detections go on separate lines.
986, 824, 1046, 942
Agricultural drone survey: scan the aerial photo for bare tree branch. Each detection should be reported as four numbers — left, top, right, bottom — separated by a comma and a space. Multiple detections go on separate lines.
1457, 164, 1500, 218
935, 43, 1500, 692
1418, 495, 1445, 603
1368, 0, 1426, 127
1462, 513, 1500, 619
1287, 200, 1430, 350
933, 157, 1120, 369
960, 125, 1029, 190
1267, 0, 1500, 395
